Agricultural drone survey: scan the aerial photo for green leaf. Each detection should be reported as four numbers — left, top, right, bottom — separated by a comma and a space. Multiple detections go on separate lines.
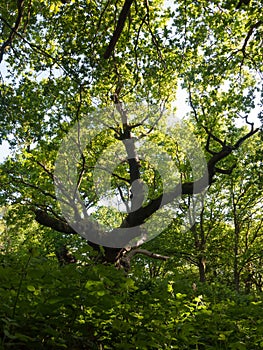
26, 285, 35, 292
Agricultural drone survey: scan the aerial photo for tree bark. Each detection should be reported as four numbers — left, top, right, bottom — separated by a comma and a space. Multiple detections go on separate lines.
198, 256, 206, 283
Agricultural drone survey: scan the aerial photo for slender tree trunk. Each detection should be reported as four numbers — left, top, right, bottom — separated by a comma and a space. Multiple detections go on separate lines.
198, 256, 206, 283
233, 260, 240, 292
233, 195, 240, 292
191, 222, 207, 283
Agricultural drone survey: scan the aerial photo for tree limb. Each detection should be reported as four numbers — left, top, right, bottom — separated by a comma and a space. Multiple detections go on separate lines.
236, 0, 250, 9
34, 209, 121, 262
125, 127, 259, 227
34, 209, 76, 234
0, 0, 25, 63
117, 248, 169, 271
127, 248, 170, 261
241, 20, 262, 55
103, 0, 133, 59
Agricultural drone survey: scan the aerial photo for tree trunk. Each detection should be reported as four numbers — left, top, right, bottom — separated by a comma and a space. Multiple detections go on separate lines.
232, 190, 240, 292
233, 237, 240, 291
198, 256, 206, 283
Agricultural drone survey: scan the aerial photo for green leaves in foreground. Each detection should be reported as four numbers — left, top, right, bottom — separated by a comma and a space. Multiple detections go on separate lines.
1, 252, 263, 349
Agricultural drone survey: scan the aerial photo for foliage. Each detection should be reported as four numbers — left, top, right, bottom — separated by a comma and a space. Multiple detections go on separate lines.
0, 0, 262, 348
1, 244, 263, 349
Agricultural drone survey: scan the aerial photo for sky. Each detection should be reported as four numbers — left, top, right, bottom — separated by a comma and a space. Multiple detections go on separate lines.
0, 141, 10, 163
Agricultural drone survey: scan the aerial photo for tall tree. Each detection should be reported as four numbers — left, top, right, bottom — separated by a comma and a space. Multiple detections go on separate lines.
0, 0, 262, 265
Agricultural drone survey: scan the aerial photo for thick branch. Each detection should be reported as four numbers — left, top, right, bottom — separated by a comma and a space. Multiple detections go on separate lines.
103, 0, 133, 59
241, 21, 262, 55
34, 209, 121, 262
113, 99, 144, 211
214, 166, 236, 175
233, 127, 259, 149
30, 107, 259, 259
34, 209, 76, 234
236, 0, 250, 9
125, 128, 259, 227
0, 0, 24, 63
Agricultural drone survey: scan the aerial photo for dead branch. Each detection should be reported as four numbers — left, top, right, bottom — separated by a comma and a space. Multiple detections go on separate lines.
117, 248, 169, 271
127, 248, 170, 260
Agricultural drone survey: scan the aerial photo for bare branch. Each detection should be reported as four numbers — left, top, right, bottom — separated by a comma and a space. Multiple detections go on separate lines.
127, 248, 170, 261
117, 248, 170, 271
238, 113, 255, 130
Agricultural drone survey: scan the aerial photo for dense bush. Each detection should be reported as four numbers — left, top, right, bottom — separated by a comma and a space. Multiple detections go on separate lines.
1, 250, 263, 349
